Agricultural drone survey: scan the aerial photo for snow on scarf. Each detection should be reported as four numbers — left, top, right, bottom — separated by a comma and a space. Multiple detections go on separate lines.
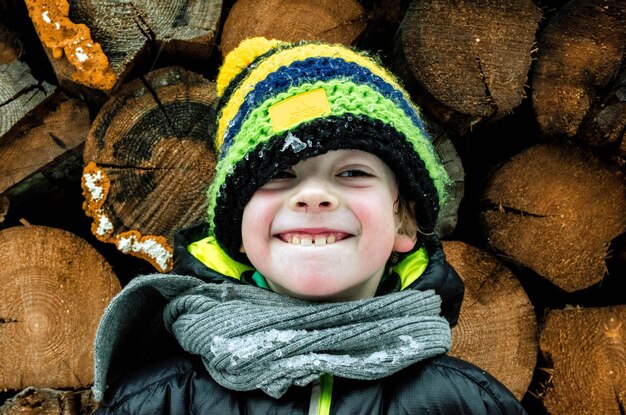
163, 283, 451, 398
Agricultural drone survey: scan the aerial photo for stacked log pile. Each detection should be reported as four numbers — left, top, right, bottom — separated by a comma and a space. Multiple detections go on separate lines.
0, 0, 624, 414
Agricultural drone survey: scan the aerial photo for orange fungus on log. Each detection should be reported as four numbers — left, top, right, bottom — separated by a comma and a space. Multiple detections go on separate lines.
81, 162, 174, 272
25, 0, 116, 91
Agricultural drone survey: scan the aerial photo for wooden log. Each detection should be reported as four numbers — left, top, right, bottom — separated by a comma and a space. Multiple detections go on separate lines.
532, 0, 626, 141
0, 225, 121, 391
0, 92, 90, 194
0, 194, 7, 224
82, 66, 217, 272
358, 0, 410, 58
539, 305, 626, 415
392, 0, 541, 135
481, 143, 626, 292
220, 0, 366, 56
443, 240, 537, 400
0, 21, 22, 63
578, 67, 626, 169
24, 0, 116, 98
25, 0, 222, 98
0, 387, 97, 415
431, 127, 464, 238
0, 24, 56, 138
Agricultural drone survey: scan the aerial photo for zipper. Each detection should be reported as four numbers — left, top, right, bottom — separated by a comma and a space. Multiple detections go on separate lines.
308, 374, 333, 415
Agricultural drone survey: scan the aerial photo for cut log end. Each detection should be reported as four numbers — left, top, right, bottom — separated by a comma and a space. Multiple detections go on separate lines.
81, 67, 217, 272
394, 0, 540, 132
81, 163, 174, 272
481, 143, 626, 292
0, 225, 120, 390
539, 306, 626, 414
443, 240, 537, 399
532, 0, 626, 140
220, 0, 366, 56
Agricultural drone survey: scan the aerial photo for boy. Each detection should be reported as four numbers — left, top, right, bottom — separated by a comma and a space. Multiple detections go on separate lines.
92, 38, 527, 414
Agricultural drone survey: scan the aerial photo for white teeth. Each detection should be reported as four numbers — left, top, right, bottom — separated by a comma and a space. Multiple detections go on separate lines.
286, 234, 340, 245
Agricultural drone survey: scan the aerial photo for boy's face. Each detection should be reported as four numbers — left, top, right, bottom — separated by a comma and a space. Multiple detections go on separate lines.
241, 149, 416, 301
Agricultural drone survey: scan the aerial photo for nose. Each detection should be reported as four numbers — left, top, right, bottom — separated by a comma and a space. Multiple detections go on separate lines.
289, 181, 339, 213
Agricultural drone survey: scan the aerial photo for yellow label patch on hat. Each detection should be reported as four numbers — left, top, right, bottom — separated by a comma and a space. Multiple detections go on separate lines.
268, 88, 331, 132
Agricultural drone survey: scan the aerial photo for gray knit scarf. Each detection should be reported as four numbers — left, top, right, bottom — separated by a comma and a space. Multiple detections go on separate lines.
163, 283, 451, 398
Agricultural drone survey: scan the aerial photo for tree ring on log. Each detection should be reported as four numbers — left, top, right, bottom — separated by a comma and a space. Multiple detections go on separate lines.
81, 159, 175, 271
0, 24, 56, 139
539, 305, 626, 414
480, 143, 626, 292
82, 66, 217, 272
532, 0, 626, 140
443, 240, 537, 399
0, 225, 120, 390
393, 0, 540, 133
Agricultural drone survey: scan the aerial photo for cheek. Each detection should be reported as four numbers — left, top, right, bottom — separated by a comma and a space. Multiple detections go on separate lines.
241, 195, 277, 253
352, 196, 397, 246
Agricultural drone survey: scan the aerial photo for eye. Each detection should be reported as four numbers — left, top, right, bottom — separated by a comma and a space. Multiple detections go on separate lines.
338, 169, 372, 178
269, 170, 296, 180
260, 169, 296, 189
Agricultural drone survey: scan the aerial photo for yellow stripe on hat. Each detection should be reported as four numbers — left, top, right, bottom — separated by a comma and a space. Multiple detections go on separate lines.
216, 43, 408, 152
216, 37, 285, 96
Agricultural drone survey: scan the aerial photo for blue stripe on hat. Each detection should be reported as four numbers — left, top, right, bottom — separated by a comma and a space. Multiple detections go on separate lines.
219, 57, 428, 156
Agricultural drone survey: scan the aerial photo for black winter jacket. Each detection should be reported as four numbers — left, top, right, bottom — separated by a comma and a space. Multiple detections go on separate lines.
93, 226, 527, 415
95, 353, 526, 414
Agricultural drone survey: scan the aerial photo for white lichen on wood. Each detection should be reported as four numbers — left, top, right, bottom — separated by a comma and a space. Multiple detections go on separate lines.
75, 47, 88, 63
83, 170, 105, 201
96, 213, 113, 236
116, 234, 172, 272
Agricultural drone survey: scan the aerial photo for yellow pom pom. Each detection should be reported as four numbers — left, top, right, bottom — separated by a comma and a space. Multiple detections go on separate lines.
217, 37, 284, 96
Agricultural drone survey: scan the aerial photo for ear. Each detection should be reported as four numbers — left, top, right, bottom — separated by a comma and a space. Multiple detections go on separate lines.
393, 229, 417, 253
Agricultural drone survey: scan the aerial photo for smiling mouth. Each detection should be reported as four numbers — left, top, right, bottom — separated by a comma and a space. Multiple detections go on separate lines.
276, 232, 350, 246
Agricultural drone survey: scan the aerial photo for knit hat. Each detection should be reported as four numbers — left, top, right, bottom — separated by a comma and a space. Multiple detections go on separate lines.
207, 37, 451, 263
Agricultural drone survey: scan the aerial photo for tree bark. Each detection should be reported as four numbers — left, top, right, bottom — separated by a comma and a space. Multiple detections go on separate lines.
532, 0, 626, 143
0, 225, 120, 391
0, 92, 90, 194
0, 387, 97, 415
220, 0, 366, 56
480, 143, 626, 292
443, 240, 537, 400
539, 305, 626, 415
392, 0, 541, 135
25, 0, 221, 99
82, 66, 217, 272
0, 24, 56, 138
